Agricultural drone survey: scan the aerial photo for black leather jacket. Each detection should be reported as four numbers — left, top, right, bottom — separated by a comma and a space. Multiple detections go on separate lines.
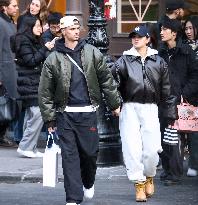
112, 47, 177, 120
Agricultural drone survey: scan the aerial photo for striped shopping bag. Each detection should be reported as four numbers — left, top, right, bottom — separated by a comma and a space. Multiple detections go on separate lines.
163, 128, 179, 146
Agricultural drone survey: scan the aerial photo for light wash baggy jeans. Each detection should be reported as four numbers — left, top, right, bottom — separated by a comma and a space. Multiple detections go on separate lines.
19, 106, 44, 152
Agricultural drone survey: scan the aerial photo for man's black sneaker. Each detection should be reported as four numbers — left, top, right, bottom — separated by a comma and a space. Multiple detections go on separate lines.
160, 170, 170, 181
163, 176, 181, 186
0, 137, 18, 148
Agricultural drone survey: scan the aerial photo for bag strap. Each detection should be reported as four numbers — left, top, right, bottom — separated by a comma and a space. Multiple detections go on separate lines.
181, 95, 190, 104
46, 132, 54, 148
66, 54, 84, 75
181, 95, 184, 103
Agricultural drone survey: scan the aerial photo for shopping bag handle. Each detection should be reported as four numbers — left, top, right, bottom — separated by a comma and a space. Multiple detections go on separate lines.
46, 132, 54, 149
180, 95, 190, 105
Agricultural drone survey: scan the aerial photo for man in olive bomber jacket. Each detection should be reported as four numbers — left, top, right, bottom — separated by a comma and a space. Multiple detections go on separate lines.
38, 16, 121, 205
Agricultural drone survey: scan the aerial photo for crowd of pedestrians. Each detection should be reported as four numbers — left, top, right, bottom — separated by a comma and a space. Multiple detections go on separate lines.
0, 0, 198, 204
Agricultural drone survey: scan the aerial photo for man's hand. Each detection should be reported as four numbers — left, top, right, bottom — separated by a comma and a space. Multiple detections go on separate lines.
168, 120, 175, 129
112, 106, 120, 117
45, 42, 54, 50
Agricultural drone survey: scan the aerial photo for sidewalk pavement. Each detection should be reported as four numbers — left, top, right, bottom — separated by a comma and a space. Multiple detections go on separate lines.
1, 147, 198, 205
0, 147, 128, 183
0, 146, 194, 184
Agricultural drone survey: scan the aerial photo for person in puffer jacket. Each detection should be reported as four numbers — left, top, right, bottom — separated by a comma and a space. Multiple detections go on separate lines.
12, 17, 52, 158
111, 24, 177, 202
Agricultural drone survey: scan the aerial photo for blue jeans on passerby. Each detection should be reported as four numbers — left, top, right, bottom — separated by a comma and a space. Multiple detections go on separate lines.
13, 110, 25, 143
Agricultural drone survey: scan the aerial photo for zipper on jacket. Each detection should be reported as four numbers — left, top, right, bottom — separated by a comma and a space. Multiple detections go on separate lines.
142, 63, 146, 103
142, 65, 146, 79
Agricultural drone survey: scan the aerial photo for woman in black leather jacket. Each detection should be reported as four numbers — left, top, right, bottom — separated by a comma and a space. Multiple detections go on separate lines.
112, 24, 177, 202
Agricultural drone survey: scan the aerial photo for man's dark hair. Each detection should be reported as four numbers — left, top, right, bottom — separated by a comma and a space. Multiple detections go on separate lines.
47, 12, 63, 25
166, 10, 175, 15
161, 18, 182, 33
0, 0, 9, 6
0, 0, 10, 12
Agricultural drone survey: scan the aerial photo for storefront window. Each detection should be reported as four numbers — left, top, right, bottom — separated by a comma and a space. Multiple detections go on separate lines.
116, 0, 198, 34
117, 0, 159, 33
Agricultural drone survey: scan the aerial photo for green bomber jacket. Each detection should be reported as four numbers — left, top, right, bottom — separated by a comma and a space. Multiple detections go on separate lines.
38, 43, 121, 123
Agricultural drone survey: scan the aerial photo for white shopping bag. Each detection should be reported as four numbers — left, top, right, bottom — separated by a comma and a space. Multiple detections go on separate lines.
43, 133, 58, 187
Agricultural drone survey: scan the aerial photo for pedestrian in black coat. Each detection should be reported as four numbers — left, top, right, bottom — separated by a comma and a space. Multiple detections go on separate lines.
12, 17, 53, 158
183, 15, 198, 177
0, 0, 19, 147
159, 17, 198, 185
153, 0, 189, 49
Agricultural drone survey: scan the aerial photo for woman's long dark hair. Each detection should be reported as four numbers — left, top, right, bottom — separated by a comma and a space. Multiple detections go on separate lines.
11, 17, 42, 53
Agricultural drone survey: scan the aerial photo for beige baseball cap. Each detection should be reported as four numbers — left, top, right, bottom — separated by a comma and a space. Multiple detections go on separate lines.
60, 16, 79, 29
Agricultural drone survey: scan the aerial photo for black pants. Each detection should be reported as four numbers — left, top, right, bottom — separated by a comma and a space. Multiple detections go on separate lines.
159, 118, 183, 179
188, 132, 198, 170
0, 122, 9, 140
56, 112, 99, 204
0, 85, 9, 139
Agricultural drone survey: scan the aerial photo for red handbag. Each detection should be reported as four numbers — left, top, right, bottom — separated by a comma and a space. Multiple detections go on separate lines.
172, 96, 198, 132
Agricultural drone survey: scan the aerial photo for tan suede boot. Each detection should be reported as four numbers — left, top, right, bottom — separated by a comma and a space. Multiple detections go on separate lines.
134, 182, 147, 202
145, 177, 154, 197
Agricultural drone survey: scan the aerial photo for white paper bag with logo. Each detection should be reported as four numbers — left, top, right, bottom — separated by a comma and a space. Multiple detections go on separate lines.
43, 133, 58, 187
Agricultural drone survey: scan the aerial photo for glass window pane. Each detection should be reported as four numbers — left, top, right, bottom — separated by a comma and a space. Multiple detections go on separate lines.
117, 0, 159, 34
142, 2, 158, 21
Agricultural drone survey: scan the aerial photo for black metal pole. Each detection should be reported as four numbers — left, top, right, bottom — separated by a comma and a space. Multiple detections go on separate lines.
87, 0, 108, 53
87, 0, 123, 167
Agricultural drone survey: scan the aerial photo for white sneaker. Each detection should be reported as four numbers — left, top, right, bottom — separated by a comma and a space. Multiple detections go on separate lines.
187, 168, 197, 177
17, 148, 43, 158
83, 184, 94, 199
66, 203, 80, 205
34, 151, 44, 157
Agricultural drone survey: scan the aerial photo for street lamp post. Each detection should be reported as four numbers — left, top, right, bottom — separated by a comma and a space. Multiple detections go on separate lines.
87, 0, 123, 166
87, 0, 108, 53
